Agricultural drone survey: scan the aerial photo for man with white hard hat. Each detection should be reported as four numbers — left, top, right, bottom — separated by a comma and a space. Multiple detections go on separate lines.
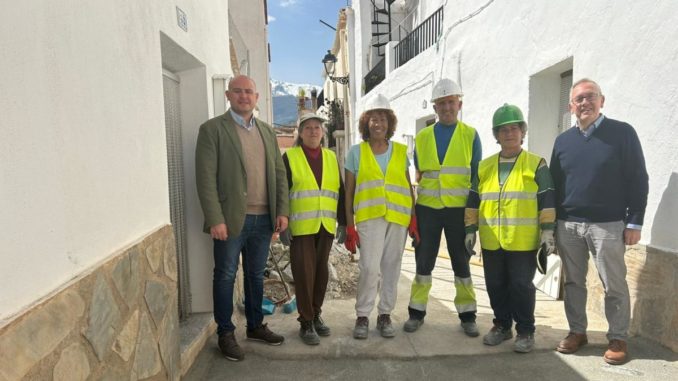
404, 78, 482, 337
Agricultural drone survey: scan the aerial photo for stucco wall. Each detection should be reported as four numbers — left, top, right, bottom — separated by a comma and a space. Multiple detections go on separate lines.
228, 0, 272, 124
0, 0, 232, 323
350, 0, 678, 350
352, 0, 678, 251
0, 226, 179, 381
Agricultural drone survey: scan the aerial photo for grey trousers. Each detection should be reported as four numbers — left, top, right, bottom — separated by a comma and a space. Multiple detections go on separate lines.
355, 217, 408, 317
556, 220, 630, 341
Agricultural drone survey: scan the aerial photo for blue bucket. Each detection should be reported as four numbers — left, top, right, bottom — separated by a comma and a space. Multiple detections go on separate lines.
262, 298, 276, 315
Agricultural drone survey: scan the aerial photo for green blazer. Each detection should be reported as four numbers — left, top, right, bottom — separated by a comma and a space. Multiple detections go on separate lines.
195, 110, 289, 236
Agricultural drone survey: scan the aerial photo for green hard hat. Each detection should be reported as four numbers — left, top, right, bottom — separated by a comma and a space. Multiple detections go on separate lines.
492, 103, 525, 130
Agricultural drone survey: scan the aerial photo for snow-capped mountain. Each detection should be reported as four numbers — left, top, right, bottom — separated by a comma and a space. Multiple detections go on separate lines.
271, 79, 321, 97
271, 79, 322, 127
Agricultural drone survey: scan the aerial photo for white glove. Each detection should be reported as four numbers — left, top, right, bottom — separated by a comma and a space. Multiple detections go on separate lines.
540, 230, 556, 255
280, 229, 292, 246
464, 232, 477, 256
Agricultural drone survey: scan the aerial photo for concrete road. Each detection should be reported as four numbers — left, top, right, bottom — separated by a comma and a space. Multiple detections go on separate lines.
184, 250, 678, 380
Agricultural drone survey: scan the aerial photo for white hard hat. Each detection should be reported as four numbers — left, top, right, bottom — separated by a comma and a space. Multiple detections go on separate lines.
431, 78, 463, 102
298, 111, 326, 127
363, 94, 391, 113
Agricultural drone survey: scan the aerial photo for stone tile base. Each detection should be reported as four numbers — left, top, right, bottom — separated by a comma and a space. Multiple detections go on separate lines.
0, 225, 180, 381
585, 245, 678, 352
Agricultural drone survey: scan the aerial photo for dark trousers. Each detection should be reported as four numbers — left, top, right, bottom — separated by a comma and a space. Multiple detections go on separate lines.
213, 214, 273, 335
289, 226, 334, 322
482, 248, 537, 334
409, 205, 475, 322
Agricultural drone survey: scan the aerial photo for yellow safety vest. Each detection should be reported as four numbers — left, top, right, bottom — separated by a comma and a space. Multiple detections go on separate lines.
477, 150, 542, 251
288, 147, 340, 236
354, 142, 412, 227
416, 122, 475, 208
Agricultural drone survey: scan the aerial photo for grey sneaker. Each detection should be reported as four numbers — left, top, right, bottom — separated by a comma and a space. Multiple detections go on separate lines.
461, 321, 480, 337
299, 320, 320, 345
483, 325, 513, 346
513, 333, 535, 353
403, 317, 424, 332
353, 316, 369, 339
377, 314, 395, 338
313, 314, 331, 337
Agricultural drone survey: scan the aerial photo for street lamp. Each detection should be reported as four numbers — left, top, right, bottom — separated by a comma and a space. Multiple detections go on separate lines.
322, 50, 349, 85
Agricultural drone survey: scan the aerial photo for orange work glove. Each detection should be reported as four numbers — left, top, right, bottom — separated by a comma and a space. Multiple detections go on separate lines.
408, 215, 421, 247
344, 225, 360, 254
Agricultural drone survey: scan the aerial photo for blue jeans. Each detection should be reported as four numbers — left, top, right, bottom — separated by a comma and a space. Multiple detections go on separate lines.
213, 214, 273, 335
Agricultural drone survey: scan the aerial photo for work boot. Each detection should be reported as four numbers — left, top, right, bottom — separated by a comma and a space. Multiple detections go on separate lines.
246, 323, 285, 345
218, 331, 244, 361
403, 317, 424, 332
603, 339, 628, 365
298, 320, 320, 345
353, 316, 369, 339
461, 321, 480, 337
483, 325, 513, 346
313, 314, 331, 337
513, 333, 535, 353
376, 314, 396, 338
556, 332, 588, 354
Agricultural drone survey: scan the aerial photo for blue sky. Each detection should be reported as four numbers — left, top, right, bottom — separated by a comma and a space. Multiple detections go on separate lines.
268, 0, 350, 86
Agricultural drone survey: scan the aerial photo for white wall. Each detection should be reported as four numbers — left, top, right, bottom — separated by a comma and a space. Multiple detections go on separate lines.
351, 0, 678, 249
0, 0, 232, 322
229, 0, 272, 124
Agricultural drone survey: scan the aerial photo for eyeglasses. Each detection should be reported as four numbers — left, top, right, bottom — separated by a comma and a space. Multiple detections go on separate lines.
571, 93, 599, 105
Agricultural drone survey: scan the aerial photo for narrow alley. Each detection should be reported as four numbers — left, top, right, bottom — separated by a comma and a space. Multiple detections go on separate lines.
184, 249, 678, 380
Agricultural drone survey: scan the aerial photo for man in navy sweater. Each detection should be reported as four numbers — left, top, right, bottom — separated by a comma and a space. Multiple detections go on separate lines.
550, 78, 648, 365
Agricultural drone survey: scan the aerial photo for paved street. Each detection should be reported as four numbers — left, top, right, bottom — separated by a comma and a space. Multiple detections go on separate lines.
184, 249, 678, 381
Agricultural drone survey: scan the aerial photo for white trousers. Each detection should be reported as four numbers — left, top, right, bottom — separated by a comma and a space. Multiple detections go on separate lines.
355, 217, 408, 317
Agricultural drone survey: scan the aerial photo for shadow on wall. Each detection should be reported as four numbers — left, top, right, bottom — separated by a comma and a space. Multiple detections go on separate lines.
650, 172, 678, 251
630, 171, 678, 352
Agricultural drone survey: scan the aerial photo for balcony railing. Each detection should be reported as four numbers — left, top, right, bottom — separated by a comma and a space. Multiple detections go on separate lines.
364, 57, 386, 94
394, 6, 443, 69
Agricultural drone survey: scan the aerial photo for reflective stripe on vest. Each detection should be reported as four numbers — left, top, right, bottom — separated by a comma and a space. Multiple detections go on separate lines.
477, 150, 542, 251
288, 147, 340, 235
416, 122, 475, 208
354, 142, 412, 226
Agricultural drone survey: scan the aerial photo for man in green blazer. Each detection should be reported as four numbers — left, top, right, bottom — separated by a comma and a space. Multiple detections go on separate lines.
195, 75, 289, 362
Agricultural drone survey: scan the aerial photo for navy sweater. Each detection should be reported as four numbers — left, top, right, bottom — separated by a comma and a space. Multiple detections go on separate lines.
549, 117, 648, 225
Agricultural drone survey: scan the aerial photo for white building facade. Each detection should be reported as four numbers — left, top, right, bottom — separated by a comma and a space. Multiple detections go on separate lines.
0, 1, 272, 379
347, 0, 678, 351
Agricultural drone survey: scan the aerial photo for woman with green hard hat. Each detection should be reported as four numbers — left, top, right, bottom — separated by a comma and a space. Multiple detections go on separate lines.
463, 104, 557, 353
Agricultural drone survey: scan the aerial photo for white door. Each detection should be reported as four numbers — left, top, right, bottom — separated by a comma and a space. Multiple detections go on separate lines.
532, 70, 572, 300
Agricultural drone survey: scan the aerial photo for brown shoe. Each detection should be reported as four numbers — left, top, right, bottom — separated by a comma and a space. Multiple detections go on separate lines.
246, 323, 285, 345
218, 331, 244, 361
604, 339, 628, 365
556, 332, 588, 354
